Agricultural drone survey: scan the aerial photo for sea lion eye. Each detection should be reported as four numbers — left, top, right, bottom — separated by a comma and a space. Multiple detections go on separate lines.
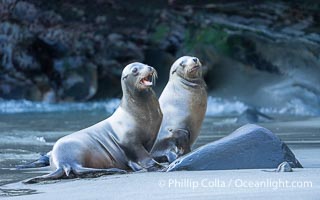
122, 74, 128, 80
131, 67, 138, 73
179, 61, 185, 68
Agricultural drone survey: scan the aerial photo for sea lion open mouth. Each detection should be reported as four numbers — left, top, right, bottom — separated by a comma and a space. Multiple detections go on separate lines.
140, 73, 153, 86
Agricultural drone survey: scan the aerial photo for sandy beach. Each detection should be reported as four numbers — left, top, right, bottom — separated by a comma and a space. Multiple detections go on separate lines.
1, 0, 320, 199
1, 116, 319, 199
1, 168, 319, 200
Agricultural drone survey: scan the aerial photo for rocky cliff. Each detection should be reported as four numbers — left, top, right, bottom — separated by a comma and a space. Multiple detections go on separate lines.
1, 0, 319, 114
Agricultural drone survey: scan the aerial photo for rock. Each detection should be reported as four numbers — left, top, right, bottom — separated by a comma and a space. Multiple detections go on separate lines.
42, 89, 56, 103
92, 59, 122, 99
107, 33, 123, 42
12, 50, 41, 71
0, 0, 320, 106
95, 16, 107, 24
107, 33, 144, 63
12, 1, 38, 23
167, 124, 302, 171
39, 11, 63, 26
37, 28, 72, 57
54, 57, 98, 101
236, 107, 273, 124
143, 49, 175, 93
61, 68, 97, 101
0, 80, 42, 100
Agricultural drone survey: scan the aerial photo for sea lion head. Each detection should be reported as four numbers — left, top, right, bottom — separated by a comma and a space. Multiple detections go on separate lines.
170, 56, 202, 80
121, 62, 158, 92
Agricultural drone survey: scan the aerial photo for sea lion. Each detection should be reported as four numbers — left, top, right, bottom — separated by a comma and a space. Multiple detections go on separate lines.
24, 62, 164, 183
17, 56, 207, 168
262, 161, 294, 173
167, 124, 302, 171
275, 161, 293, 172
151, 56, 207, 163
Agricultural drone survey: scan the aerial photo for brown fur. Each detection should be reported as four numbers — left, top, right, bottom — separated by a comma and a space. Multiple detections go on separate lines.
151, 56, 207, 163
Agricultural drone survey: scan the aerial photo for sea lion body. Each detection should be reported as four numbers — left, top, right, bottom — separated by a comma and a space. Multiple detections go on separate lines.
151, 56, 207, 163
25, 63, 163, 183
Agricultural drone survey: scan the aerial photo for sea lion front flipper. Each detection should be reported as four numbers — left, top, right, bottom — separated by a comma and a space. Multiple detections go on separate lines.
128, 161, 144, 171
166, 151, 179, 163
166, 128, 191, 163
151, 128, 191, 164
172, 129, 191, 153
129, 144, 166, 172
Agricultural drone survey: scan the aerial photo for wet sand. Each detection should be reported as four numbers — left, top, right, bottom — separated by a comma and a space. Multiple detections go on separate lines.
1, 168, 319, 200
0, 102, 319, 199
2, 144, 320, 199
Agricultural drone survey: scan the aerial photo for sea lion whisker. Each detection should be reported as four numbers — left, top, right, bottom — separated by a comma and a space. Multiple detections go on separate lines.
183, 71, 188, 79
152, 71, 157, 85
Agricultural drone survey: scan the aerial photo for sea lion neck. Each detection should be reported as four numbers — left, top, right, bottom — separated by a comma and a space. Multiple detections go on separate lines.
174, 75, 204, 88
120, 87, 155, 112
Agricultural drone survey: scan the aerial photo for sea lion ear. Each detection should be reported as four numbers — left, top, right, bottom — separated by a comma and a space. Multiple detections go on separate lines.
171, 64, 178, 75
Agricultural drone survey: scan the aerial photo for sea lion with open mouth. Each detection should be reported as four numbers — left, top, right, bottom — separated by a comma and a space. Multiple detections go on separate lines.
24, 62, 164, 183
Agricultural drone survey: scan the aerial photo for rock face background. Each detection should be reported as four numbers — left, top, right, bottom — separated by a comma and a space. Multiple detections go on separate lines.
0, 0, 320, 113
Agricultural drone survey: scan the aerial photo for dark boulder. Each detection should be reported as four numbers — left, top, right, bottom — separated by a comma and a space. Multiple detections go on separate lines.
167, 124, 302, 171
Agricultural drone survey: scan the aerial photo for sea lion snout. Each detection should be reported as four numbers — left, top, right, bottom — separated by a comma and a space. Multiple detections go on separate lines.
138, 66, 157, 87
122, 63, 158, 90
193, 57, 198, 64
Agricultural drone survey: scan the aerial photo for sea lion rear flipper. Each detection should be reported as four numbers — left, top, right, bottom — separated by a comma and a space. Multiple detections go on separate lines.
72, 167, 126, 178
16, 153, 51, 169
23, 166, 126, 184
23, 168, 65, 184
